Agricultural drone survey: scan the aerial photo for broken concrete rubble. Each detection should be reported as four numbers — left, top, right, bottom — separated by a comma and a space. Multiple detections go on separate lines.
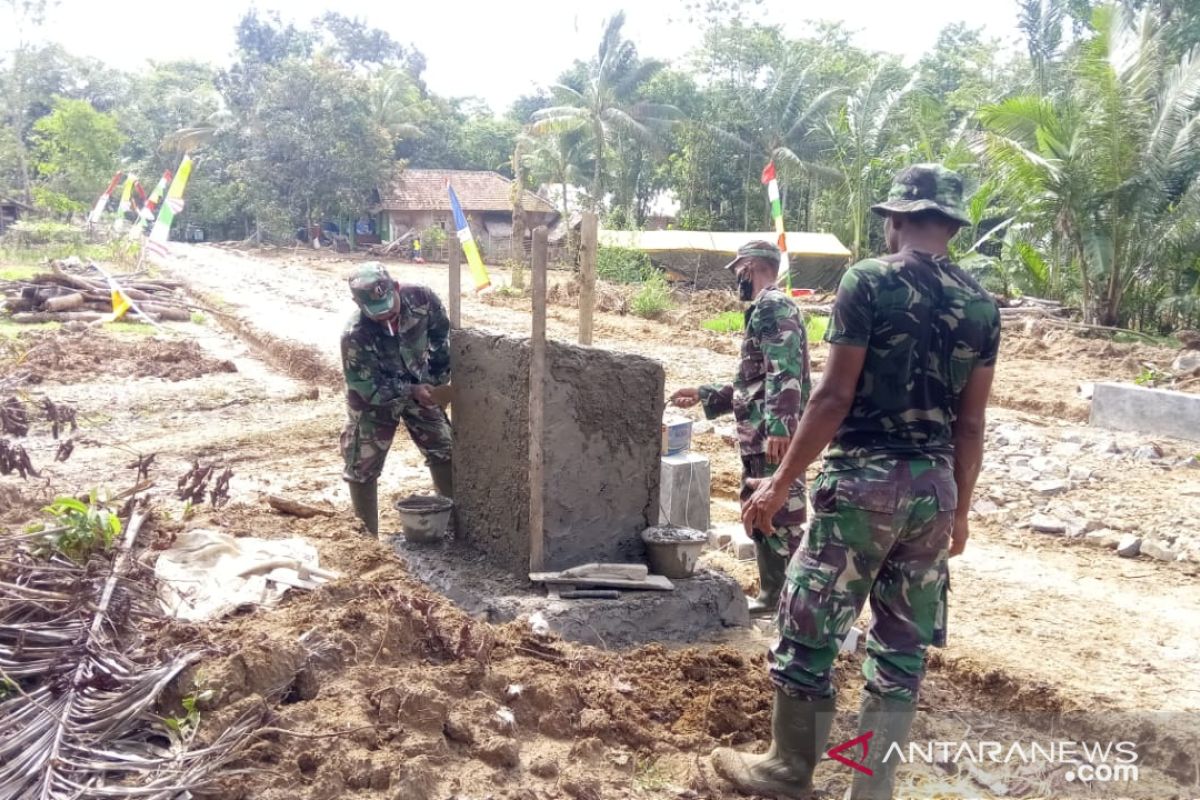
1139, 539, 1177, 563
1117, 534, 1143, 558
1030, 514, 1067, 534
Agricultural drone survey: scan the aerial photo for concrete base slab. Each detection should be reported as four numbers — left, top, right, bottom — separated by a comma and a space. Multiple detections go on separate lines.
1090, 382, 1200, 442
391, 536, 750, 648
659, 453, 710, 531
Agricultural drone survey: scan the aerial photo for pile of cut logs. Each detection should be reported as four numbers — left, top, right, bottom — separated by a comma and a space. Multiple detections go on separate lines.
997, 295, 1070, 319
0, 257, 195, 324
364, 231, 415, 257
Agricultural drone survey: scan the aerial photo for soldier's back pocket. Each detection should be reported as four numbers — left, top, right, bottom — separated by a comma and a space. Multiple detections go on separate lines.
810, 469, 898, 516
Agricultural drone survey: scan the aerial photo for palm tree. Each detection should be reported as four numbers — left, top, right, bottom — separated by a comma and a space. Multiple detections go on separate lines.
979, 4, 1200, 326
822, 65, 912, 259
514, 129, 581, 220
364, 67, 424, 144
700, 55, 843, 229
529, 12, 680, 209
1018, 0, 1066, 95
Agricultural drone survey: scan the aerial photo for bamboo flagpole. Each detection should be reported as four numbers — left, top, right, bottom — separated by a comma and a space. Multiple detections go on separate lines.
761, 162, 790, 290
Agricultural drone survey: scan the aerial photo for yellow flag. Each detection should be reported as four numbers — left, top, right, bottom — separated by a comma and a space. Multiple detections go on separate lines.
108, 277, 131, 321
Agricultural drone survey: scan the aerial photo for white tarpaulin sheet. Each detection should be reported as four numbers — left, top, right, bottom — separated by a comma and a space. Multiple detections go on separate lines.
154, 529, 337, 621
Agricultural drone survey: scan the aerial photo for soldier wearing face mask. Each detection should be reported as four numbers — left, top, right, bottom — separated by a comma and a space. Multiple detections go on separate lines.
669, 241, 811, 617
340, 262, 454, 537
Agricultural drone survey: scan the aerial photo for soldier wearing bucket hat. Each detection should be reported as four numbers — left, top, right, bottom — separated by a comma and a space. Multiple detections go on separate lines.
714, 165, 1000, 799
340, 262, 454, 537
670, 239, 812, 618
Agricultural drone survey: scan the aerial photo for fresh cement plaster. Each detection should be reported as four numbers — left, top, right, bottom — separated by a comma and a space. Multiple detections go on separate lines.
392, 537, 751, 647
450, 329, 665, 575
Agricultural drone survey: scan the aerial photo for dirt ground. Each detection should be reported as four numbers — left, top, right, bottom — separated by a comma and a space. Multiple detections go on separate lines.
5, 325, 238, 383
3, 243, 1199, 799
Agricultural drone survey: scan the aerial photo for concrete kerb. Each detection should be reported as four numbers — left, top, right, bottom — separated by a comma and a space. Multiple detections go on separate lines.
1090, 382, 1200, 443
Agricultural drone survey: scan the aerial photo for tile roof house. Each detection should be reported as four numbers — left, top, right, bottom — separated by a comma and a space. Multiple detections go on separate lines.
378, 169, 559, 245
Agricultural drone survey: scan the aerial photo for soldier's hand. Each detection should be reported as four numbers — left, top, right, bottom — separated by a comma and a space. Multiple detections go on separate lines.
412, 384, 436, 408
950, 513, 969, 557
742, 476, 786, 536
766, 435, 790, 465
669, 387, 700, 408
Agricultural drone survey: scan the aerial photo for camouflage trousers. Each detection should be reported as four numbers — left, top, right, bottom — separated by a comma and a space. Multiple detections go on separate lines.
770, 457, 955, 704
340, 400, 452, 484
741, 454, 807, 558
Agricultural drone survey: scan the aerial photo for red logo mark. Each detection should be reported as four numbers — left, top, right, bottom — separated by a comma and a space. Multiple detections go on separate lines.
827, 731, 874, 776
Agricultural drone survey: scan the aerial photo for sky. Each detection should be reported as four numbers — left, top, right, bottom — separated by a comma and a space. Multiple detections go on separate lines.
2, 0, 1026, 112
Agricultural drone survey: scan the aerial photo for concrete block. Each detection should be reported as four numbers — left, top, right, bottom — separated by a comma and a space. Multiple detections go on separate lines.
659, 453, 710, 531
708, 523, 755, 559
450, 330, 664, 575
1090, 382, 1200, 443
708, 528, 733, 549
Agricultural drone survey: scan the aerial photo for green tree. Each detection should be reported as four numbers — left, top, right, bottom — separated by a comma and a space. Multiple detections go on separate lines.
30, 97, 123, 215
239, 58, 391, 235
821, 63, 912, 259
530, 12, 680, 209
980, 4, 1200, 326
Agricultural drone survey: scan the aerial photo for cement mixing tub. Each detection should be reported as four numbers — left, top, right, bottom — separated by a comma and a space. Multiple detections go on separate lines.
394, 494, 453, 543
641, 526, 706, 579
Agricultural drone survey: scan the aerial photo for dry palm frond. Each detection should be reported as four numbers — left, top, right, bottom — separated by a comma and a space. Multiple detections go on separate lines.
0, 510, 261, 799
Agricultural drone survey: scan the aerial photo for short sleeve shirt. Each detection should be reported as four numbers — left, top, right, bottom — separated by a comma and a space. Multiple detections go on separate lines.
825, 249, 1000, 462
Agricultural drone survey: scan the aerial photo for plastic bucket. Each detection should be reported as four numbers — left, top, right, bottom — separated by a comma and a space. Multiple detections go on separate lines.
393, 494, 453, 543
640, 526, 706, 579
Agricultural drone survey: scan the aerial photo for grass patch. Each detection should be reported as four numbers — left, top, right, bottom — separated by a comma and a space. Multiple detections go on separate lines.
631, 271, 673, 319
701, 310, 744, 334
0, 263, 41, 281
0, 317, 59, 337
101, 321, 166, 337
190, 311, 206, 325
805, 314, 829, 343
1112, 331, 1179, 347
701, 310, 829, 342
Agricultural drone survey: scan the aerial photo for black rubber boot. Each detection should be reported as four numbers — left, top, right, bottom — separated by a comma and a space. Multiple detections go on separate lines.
347, 480, 378, 537
428, 460, 453, 499
848, 693, 917, 800
747, 538, 787, 617
712, 689, 836, 799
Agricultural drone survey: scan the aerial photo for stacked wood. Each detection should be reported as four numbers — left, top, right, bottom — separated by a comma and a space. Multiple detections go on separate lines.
0, 258, 196, 324
997, 295, 1070, 318
365, 231, 415, 257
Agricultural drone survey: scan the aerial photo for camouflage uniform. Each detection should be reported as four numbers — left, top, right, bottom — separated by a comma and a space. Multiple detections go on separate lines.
700, 285, 811, 557
340, 281, 452, 483
771, 166, 1001, 704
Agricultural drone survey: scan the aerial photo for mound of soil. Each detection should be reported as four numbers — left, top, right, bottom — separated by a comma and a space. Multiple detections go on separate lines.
159, 505, 786, 800
8, 329, 237, 384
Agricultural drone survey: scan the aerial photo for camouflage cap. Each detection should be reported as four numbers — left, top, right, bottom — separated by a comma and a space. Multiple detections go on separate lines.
723, 240, 781, 272
348, 262, 399, 319
870, 163, 970, 226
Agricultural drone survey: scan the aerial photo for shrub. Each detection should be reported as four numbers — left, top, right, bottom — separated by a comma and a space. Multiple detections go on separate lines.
597, 246, 652, 284
631, 271, 673, 319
